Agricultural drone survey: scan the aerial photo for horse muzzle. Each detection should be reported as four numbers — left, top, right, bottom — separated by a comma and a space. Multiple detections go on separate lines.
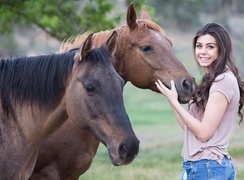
108, 138, 140, 166
177, 77, 196, 104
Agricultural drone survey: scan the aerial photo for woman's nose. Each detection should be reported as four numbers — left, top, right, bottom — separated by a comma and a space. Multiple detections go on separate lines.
200, 47, 207, 54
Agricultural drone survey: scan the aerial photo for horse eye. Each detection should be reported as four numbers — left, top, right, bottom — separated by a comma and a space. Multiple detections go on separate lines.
141, 45, 152, 52
85, 85, 95, 92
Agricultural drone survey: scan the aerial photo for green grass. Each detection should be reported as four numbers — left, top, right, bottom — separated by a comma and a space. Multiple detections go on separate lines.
79, 83, 244, 180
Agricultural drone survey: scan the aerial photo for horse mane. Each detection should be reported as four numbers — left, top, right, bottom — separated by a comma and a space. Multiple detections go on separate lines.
59, 32, 90, 53
0, 45, 113, 117
0, 51, 75, 116
81, 45, 113, 67
59, 31, 113, 53
59, 20, 164, 54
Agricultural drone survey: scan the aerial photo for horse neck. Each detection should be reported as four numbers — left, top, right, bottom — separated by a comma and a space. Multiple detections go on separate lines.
0, 54, 72, 143
22, 89, 69, 147
38, 99, 69, 140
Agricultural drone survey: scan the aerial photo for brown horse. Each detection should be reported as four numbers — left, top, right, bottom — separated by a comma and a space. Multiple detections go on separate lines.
31, 3, 196, 180
0, 32, 139, 180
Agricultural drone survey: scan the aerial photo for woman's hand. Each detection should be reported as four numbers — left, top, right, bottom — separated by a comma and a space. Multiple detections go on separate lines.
155, 79, 179, 104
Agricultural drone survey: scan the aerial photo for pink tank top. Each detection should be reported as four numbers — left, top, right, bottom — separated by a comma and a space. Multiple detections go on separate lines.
182, 70, 240, 164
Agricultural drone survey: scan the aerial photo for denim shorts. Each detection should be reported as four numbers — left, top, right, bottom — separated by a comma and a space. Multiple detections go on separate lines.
181, 157, 235, 180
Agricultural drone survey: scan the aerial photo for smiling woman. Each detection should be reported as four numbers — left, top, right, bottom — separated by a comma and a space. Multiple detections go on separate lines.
195, 34, 219, 72
156, 22, 244, 180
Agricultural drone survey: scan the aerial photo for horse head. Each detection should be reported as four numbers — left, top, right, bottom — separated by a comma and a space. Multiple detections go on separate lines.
65, 32, 139, 166
115, 3, 196, 103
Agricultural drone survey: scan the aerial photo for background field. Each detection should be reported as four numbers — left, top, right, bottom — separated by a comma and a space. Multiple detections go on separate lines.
79, 31, 244, 180
1, 1, 244, 179
79, 82, 244, 180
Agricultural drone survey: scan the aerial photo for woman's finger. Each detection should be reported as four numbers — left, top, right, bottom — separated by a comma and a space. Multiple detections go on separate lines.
155, 82, 163, 91
156, 80, 166, 91
171, 80, 176, 90
155, 81, 166, 95
157, 79, 165, 87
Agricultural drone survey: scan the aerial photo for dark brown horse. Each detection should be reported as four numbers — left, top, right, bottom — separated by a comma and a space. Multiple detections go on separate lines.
31, 3, 196, 180
0, 32, 139, 180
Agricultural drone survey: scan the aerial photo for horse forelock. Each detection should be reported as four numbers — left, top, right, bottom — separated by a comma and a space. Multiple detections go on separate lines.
137, 19, 164, 34
81, 47, 112, 67
0, 52, 75, 116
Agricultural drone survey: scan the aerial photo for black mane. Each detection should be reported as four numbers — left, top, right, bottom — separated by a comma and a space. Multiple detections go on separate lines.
0, 51, 75, 116
0, 46, 113, 117
81, 47, 112, 66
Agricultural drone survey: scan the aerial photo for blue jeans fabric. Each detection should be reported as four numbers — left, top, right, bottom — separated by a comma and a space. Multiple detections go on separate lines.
181, 157, 235, 180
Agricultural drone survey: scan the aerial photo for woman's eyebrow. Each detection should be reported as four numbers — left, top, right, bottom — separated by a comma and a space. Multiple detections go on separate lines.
196, 42, 216, 45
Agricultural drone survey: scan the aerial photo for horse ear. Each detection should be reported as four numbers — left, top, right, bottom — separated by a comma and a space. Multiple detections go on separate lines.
74, 33, 94, 62
126, 2, 138, 30
81, 33, 94, 58
102, 31, 117, 54
140, 6, 151, 21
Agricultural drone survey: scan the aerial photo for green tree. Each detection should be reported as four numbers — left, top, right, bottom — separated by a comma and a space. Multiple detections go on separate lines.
0, 0, 121, 41
126, 0, 147, 12
125, 0, 155, 20
149, 0, 203, 31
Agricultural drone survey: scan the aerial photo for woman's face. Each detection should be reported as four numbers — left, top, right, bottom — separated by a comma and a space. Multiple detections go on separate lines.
195, 34, 219, 73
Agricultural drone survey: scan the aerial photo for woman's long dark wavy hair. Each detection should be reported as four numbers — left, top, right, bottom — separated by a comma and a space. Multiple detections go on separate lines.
191, 23, 244, 124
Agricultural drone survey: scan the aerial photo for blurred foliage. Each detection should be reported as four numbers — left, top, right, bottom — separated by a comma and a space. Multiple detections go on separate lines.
126, 0, 147, 11
2, 0, 244, 38
149, 0, 244, 31
0, 0, 121, 41
149, 0, 203, 30
1, 0, 244, 77
126, 0, 156, 21
202, 0, 244, 14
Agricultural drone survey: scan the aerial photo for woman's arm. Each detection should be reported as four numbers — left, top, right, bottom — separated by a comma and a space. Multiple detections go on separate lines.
169, 103, 185, 130
155, 80, 228, 142
155, 80, 185, 129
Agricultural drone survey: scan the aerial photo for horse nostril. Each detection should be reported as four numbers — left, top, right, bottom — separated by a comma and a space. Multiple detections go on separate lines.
117, 138, 139, 163
181, 78, 194, 94
119, 143, 129, 159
